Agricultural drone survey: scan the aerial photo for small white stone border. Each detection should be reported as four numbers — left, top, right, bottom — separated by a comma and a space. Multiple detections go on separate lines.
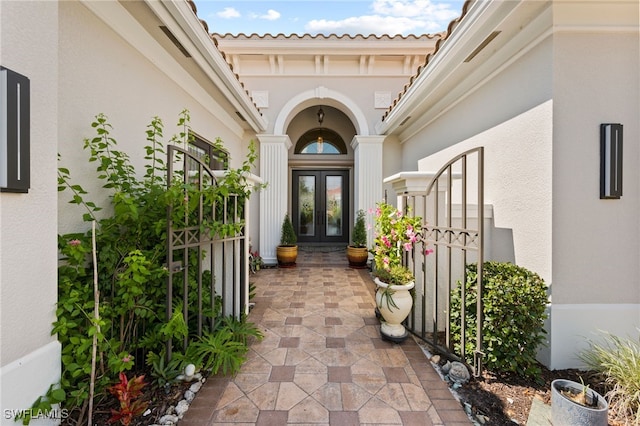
145, 378, 205, 426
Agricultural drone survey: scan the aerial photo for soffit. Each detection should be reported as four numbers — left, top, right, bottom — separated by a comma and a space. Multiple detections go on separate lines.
114, 0, 266, 132
377, 0, 553, 138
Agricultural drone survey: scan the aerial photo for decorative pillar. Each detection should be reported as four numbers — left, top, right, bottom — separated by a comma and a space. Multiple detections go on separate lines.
351, 135, 385, 246
383, 171, 438, 207
383, 170, 455, 224
258, 134, 292, 265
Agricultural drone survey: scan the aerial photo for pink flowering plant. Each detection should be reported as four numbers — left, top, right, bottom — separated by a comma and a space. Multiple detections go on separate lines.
371, 202, 422, 285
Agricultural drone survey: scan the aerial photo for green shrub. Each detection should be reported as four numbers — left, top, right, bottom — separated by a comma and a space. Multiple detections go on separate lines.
351, 209, 367, 248
579, 331, 640, 424
280, 214, 297, 245
450, 261, 548, 379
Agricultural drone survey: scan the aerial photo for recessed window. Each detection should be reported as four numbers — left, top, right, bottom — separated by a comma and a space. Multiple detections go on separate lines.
294, 128, 347, 155
189, 132, 228, 170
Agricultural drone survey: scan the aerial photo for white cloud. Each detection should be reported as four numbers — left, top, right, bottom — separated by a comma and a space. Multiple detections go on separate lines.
260, 9, 281, 21
306, 15, 437, 36
217, 7, 240, 19
372, 0, 458, 20
305, 0, 459, 35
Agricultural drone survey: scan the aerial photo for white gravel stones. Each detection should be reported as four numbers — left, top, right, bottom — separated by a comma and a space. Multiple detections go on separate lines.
152, 376, 206, 425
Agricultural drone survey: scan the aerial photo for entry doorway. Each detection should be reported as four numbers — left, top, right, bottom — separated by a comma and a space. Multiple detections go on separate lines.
292, 170, 349, 244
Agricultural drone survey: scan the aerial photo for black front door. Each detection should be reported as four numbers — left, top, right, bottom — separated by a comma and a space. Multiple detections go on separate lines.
292, 170, 349, 243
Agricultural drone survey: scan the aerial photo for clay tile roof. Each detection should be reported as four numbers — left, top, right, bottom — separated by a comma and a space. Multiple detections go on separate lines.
381, 0, 475, 122
184, 0, 473, 122
186, 0, 209, 33
208, 33, 441, 41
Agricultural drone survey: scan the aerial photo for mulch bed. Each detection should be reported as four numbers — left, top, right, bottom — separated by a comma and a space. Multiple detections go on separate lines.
455, 365, 614, 425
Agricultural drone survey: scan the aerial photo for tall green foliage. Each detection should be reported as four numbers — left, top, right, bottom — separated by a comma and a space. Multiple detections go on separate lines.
350, 209, 367, 248
280, 214, 297, 245
450, 261, 548, 380
579, 331, 640, 424
53, 111, 262, 424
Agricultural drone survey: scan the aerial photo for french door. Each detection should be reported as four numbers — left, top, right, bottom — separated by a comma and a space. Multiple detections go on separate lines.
292, 170, 349, 243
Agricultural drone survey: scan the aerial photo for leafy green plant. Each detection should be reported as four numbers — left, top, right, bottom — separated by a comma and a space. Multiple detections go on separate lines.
47, 111, 263, 424
187, 316, 262, 376
15, 385, 66, 425
220, 315, 264, 345
279, 214, 297, 246
450, 261, 548, 380
374, 264, 414, 286
350, 209, 367, 248
146, 351, 182, 390
107, 373, 148, 425
249, 247, 263, 273
194, 330, 245, 375
579, 331, 640, 424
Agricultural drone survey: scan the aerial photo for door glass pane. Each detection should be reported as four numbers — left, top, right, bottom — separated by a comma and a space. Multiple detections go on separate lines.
298, 176, 315, 236
325, 175, 342, 236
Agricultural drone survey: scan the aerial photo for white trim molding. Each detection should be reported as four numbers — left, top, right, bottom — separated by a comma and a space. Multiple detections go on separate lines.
540, 303, 640, 370
273, 86, 369, 136
0, 341, 61, 426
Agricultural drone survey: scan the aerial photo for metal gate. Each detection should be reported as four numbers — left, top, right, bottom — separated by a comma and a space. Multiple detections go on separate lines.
166, 145, 247, 356
403, 147, 485, 375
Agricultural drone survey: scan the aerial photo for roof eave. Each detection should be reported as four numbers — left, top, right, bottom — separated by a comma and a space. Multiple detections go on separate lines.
149, 0, 268, 132
375, 0, 524, 136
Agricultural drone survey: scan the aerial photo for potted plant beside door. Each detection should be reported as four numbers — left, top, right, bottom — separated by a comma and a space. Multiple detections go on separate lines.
276, 214, 298, 268
346, 209, 368, 269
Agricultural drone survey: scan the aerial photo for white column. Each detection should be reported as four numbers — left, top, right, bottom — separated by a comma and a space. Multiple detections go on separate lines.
351, 135, 385, 246
258, 134, 292, 265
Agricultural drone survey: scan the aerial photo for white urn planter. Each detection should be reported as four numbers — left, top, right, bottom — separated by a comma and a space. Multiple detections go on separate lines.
374, 277, 414, 343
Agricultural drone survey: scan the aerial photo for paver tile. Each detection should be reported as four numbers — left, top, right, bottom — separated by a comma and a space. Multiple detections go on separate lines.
183, 251, 471, 426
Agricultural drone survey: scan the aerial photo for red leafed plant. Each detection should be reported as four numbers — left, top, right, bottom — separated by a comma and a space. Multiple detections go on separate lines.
107, 372, 149, 425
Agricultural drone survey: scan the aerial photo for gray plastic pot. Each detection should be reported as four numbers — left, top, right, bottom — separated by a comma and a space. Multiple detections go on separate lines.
551, 379, 608, 426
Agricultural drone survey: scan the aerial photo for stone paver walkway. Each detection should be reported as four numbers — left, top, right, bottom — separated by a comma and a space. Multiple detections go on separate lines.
179, 247, 471, 425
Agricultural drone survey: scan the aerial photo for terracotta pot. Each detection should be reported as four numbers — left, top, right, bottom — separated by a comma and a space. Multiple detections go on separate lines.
551, 379, 608, 426
276, 245, 297, 268
346, 246, 368, 269
374, 277, 414, 342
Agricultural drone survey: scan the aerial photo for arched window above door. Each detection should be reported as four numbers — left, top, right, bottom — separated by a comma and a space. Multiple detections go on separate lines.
294, 128, 347, 155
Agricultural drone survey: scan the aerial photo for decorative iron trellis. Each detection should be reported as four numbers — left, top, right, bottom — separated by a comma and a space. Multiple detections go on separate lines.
403, 147, 485, 376
166, 145, 247, 358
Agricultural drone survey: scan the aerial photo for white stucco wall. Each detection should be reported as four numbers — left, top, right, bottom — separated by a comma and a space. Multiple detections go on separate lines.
240, 75, 408, 138
548, 28, 640, 369
409, 37, 554, 283
552, 30, 640, 305
400, 14, 640, 369
0, 1, 61, 423
57, 1, 255, 237
417, 102, 553, 281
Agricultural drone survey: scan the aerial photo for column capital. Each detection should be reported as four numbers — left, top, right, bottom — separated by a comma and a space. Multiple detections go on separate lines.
350, 135, 386, 150
257, 134, 292, 149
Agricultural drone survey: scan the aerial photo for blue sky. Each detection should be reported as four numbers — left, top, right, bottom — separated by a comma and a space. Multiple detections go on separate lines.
192, 0, 465, 36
